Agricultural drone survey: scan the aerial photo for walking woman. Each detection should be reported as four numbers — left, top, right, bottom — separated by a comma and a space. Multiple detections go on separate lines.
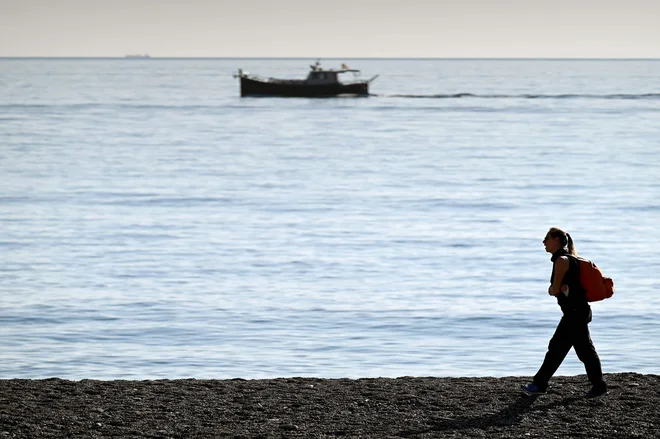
522, 227, 608, 397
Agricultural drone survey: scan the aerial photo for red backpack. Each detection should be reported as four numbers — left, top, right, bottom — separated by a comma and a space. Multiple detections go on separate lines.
572, 256, 615, 302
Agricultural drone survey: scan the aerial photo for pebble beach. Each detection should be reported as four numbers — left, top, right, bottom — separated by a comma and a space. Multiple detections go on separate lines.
1, 373, 658, 438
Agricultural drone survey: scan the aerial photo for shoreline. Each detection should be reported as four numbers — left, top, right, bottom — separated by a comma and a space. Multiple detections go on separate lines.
1, 373, 658, 438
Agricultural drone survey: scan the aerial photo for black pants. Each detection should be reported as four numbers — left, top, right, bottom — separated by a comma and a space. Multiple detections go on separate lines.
533, 307, 605, 389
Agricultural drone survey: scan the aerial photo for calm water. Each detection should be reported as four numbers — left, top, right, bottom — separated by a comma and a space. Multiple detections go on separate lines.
1, 58, 659, 380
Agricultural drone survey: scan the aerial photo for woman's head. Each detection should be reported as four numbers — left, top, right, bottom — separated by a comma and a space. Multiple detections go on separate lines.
543, 227, 578, 256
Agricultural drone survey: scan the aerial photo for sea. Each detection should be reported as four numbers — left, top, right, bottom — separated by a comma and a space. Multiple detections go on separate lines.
1, 58, 659, 380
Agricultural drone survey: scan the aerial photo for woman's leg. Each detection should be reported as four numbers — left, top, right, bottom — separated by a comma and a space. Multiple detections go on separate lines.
533, 317, 573, 389
572, 309, 606, 389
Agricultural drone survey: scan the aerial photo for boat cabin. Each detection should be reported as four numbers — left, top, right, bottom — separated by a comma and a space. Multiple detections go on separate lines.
304, 60, 359, 84
306, 70, 340, 84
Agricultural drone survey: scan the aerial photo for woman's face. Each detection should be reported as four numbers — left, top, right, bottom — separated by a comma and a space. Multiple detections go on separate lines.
543, 232, 562, 254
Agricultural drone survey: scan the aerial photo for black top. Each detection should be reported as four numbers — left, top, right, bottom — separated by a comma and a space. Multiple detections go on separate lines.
550, 249, 589, 314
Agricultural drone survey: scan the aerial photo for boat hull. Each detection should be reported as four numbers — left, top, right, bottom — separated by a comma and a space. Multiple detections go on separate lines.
240, 77, 369, 97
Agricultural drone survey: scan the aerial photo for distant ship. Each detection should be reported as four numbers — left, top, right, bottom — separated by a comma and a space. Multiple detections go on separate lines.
124, 54, 151, 59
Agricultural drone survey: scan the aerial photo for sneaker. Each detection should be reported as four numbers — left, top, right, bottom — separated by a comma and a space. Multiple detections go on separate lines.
521, 383, 546, 395
586, 385, 608, 398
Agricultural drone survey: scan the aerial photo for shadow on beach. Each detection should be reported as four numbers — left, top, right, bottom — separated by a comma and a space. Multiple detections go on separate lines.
399, 393, 583, 436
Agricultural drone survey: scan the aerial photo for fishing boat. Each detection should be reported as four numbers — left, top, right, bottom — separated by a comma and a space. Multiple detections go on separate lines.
233, 60, 378, 97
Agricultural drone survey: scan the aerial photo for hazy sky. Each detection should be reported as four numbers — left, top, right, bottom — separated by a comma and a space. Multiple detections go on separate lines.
1, 0, 659, 57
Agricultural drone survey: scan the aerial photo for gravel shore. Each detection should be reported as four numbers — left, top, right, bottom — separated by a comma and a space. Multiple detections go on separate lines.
1, 373, 658, 438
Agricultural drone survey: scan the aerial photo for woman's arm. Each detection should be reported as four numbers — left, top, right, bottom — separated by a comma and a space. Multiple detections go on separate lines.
549, 256, 569, 296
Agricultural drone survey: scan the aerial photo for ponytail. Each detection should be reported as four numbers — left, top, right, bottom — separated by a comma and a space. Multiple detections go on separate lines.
566, 233, 578, 256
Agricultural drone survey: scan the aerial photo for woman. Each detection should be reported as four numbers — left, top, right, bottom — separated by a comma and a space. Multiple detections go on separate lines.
522, 227, 608, 397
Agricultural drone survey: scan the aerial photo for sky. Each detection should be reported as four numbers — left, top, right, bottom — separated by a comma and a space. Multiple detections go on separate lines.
1, 0, 659, 58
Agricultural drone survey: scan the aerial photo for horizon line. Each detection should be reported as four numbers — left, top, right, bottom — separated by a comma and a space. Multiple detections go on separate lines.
1, 56, 660, 61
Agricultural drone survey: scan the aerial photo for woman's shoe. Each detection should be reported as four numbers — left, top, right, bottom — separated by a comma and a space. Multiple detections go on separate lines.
586, 384, 608, 398
521, 383, 547, 395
